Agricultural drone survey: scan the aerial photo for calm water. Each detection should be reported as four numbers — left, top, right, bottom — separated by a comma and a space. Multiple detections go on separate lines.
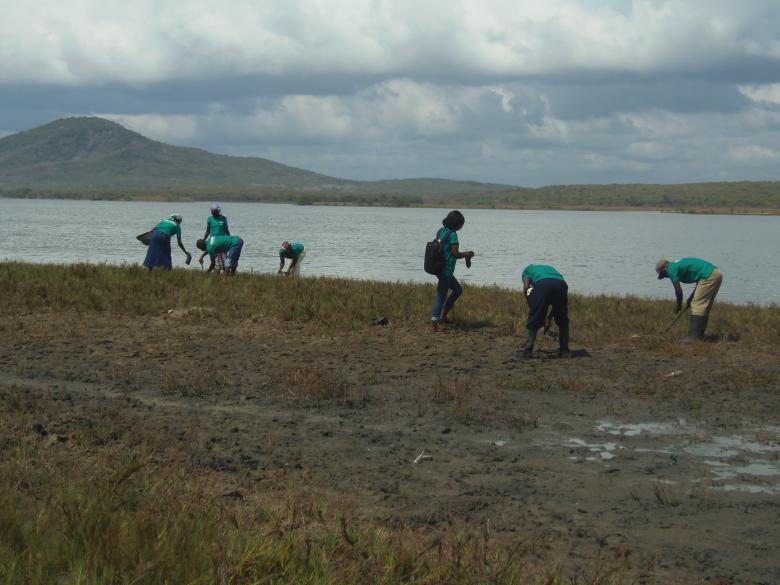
1, 198, 778, 305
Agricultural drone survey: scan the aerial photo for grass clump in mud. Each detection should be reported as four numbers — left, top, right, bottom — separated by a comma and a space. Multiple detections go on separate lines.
0, 448, 629, 585
2, 261, 779, 348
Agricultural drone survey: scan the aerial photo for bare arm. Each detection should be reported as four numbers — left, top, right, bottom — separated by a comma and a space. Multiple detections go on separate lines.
522, 277, 533, 305
176, 234, 190, 258
205, 255, 216, 273
672, 281, 684, 312
449, 243, 474, 260
278, 257, 286, 273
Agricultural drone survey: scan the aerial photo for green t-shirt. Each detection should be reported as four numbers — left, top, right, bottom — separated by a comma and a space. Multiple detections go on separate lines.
206, 215, 229, 237
666, 258, 716, 284
155, 219, 181, 238
206, 235, 240, 258
521, 264, 565, 284
279, 243, 305, 260
436, 227, 459, 277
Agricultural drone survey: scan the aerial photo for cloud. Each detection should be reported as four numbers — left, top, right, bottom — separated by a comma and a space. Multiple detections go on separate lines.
2, 1, 780, 186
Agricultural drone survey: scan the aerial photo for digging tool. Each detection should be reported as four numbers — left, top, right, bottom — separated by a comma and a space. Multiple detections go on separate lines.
664, 306, 690, 333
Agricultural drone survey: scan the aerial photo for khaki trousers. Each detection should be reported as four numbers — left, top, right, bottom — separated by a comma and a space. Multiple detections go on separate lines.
691, 269, 723, 316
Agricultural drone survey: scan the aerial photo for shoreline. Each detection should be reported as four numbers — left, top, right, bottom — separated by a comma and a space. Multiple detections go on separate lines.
3, 193, 779, 216
1, 260, 777, 308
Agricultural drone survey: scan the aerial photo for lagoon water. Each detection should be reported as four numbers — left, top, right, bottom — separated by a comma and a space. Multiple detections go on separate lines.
1, 198, 778, 305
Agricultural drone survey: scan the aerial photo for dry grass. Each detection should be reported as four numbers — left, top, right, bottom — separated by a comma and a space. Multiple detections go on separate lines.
2, 262, 778, 350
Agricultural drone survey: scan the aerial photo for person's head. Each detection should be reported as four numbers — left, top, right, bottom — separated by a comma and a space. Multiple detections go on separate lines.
281, 241, 290, 251
442, 210, 465, 231
210, 203, 221, 217
196, 239, 206, 251
170, 214, 183, 224
656, 259, 669, 279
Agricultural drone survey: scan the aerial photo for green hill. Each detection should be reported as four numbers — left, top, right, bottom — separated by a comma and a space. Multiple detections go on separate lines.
1, 117, 779, 212
0, 117, 510, 198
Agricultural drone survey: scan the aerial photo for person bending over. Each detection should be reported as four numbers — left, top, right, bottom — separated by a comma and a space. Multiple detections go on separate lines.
278, 241, 305, 276
656, 257, 723, 341
518, 263, 570, 358
143, 214, 191, 270
196, 235, 244, 275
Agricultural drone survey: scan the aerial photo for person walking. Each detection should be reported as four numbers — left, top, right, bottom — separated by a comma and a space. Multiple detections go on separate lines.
278, 242, 305, 276
143, 214, 191, 270
431, 210, 474, 329
199, 203, 231, 273
656, 258, 723, 340
196, 234, 244, 275
518, 264, 570, 358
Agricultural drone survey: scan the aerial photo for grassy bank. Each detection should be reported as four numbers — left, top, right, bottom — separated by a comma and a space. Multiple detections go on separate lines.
2, 262, 779, 347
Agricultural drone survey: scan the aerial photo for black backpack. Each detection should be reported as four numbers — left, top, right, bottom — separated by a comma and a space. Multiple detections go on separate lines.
423, 229, 453, 276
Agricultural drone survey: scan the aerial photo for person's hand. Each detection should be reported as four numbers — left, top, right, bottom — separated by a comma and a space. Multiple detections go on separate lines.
467, 251, 475, 258
277, 269, 282, 275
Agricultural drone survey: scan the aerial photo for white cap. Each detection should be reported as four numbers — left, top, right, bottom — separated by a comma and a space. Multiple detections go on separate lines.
211, 203, 221, 212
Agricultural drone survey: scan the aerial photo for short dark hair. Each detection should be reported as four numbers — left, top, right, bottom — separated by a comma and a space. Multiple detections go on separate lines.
442, 210, 465, 231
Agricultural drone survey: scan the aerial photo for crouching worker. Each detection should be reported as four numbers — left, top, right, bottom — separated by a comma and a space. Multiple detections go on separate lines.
196, 235, 244, 275
278, 241, 305, 276
656, 258, 723, 341
519, 264, 570, 358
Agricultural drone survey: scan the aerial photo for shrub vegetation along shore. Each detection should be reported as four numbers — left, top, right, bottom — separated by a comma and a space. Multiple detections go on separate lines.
2, 262, 778, 345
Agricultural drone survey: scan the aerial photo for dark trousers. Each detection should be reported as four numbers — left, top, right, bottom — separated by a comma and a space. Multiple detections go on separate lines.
527, 278, 569, 331
431, 275, 462, 321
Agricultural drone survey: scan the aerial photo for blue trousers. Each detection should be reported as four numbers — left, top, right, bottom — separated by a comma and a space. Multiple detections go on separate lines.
431, 275, 462, 321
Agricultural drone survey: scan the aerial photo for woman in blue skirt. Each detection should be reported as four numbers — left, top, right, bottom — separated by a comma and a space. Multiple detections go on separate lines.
143, 214, 192, 270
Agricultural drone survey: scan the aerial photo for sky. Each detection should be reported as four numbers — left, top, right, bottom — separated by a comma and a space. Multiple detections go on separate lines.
1, 0, 780, 187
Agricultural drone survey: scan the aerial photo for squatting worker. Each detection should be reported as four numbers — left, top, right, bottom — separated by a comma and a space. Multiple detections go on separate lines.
656, 258, 723, 340
196, 234, 244, 275
199, 203, 231, 273
519, 264, 570, 358
143, 214, 191, 270
278, 241, 305, 276
431, 210, 475, 329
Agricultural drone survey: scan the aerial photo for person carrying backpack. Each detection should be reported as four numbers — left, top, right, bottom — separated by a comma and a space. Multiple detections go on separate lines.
429, 210, 474, 329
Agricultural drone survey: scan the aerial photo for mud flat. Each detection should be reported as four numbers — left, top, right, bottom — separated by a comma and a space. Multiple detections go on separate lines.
1, 263, 779, 584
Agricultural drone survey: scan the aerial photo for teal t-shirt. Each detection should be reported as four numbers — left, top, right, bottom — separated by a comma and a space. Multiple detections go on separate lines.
666, 258, 716, 284
155, 219, 181, 238
521, 264, 565, 284
206, 215, 229, 237
279, 243, 305, 260
436, 227, 459, 277
206, 235, 240, 257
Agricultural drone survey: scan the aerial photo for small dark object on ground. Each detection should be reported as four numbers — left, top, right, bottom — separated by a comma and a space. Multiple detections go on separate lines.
373, 316, 389, 326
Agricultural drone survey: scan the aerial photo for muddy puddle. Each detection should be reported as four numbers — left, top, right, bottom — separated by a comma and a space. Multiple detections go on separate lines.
559, 419, 780, 495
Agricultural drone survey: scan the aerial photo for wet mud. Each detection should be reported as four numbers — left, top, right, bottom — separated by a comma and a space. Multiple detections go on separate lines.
1, 310, 779, 584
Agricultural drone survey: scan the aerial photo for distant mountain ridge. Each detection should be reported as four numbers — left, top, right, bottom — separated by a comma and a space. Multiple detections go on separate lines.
0, 117, 511, 195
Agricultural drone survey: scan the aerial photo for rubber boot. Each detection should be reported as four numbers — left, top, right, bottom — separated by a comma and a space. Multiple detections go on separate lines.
516, 329, 537, 359
682, 315, 707, 342
558, 326, 571, 358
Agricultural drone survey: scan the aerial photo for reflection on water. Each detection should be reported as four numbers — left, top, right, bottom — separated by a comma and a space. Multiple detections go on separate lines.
1, 198, 779, 305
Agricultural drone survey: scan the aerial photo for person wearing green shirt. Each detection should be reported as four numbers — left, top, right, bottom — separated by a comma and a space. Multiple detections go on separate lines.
656, 257, 723, 340
142, 214, 191, 270
196, 234, 244, 275
199, 203, 231, 272
430, 210, 475, 328
278, 242, 306, 276
518, 264, 570, 357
